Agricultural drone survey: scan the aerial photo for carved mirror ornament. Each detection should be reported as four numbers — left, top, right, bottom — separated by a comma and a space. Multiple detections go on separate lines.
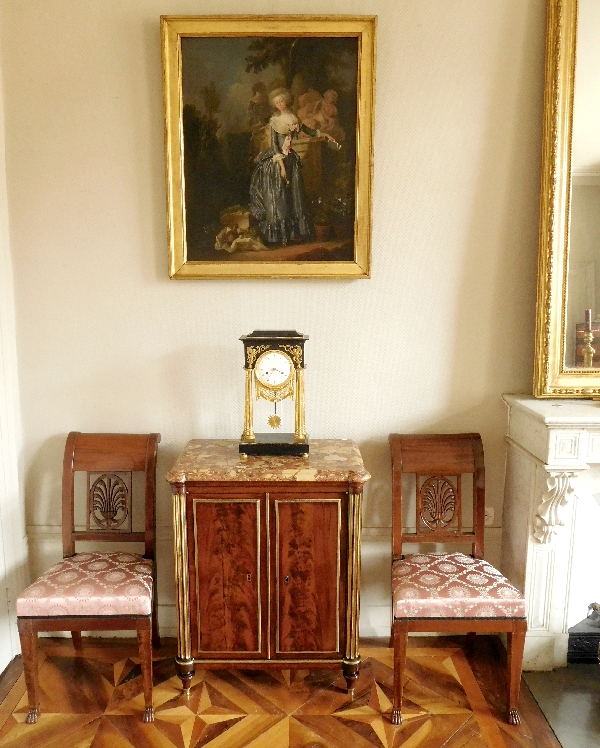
535, 0, 600, 396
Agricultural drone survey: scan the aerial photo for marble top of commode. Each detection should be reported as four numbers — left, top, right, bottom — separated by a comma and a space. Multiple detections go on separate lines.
165, 439, 371, 484
503, 394, 600, 426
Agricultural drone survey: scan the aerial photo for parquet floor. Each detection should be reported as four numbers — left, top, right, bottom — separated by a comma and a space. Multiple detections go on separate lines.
0, 637, 560, 748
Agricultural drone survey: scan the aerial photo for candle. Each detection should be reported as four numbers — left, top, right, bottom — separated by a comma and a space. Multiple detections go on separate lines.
585, 309, 592, 331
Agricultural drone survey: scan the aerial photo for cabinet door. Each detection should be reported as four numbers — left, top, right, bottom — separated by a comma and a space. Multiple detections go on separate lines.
273, 494, 344, 656
191, 496, 264, 657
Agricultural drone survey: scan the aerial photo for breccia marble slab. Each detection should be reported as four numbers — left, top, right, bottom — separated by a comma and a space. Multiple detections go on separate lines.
166, 439, 371, 484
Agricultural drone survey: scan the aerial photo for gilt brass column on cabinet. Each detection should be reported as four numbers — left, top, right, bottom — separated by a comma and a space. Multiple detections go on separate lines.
166, 439, 370, 690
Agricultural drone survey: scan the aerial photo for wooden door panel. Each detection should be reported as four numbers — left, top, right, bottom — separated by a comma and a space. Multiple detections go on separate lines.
275, 497, 342, 655
192, 498, 261, 655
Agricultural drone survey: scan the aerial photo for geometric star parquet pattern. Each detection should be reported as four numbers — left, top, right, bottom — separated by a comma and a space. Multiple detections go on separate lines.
0, 638, 560, 748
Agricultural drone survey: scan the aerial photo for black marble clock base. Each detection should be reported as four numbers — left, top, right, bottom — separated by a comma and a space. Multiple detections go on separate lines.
239, 433, 309, 456
567, 617, 600, 663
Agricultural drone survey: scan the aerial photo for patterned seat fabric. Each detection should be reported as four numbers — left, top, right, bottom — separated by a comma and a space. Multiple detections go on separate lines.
392, 552, 526, 619
17, 552, 153, 617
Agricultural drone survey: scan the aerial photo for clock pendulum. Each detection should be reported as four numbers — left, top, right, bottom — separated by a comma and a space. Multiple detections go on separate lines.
267, 398, 281, 429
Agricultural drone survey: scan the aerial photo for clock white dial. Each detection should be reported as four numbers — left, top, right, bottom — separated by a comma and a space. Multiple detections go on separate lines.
255, 350, 293, 388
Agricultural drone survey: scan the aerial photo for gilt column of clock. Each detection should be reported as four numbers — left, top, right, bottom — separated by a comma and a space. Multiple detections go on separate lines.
166, 331, 370, 692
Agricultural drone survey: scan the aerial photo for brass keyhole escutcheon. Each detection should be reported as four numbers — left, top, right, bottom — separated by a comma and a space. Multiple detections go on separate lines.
285, 575, 290, 584
247, 573, 251, 581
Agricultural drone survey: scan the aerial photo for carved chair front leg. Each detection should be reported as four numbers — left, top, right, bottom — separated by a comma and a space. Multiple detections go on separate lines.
507, 619, 527, 725
391, 619, 408, 725
137, 621, 155, 723
17, 618, 41, 725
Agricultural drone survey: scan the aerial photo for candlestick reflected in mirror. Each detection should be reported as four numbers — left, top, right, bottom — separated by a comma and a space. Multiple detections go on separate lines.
583, 309, 595, 367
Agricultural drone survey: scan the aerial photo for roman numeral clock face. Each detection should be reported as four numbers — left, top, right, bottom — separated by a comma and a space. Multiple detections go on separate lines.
254, 351, 293, 388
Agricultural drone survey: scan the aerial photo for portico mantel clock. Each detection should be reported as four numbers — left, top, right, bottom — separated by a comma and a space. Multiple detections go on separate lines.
240, 330, 308, 456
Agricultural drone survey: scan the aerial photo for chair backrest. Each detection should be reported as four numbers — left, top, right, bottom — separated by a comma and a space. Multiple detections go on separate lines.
389, 433, 485, 560
62, 432, 160, 559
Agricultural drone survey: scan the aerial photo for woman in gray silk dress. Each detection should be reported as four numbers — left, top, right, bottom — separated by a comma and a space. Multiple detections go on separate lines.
249, 88, 336, 245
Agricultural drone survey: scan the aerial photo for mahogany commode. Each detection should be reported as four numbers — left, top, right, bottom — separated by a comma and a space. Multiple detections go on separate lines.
166, 439, 370, 691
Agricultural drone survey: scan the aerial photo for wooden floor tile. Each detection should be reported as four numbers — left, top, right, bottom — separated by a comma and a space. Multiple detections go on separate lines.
0, 637, 560, 748
0, 713, 100, 748
0, 676, 25, 735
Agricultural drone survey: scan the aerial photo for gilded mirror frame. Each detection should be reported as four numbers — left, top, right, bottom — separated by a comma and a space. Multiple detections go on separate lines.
533, 0, 600, 396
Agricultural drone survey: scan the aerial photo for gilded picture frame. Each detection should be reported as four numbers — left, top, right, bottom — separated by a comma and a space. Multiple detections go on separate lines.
161, 15, 376, 279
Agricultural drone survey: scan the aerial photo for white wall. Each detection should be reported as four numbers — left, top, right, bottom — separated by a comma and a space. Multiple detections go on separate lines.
0, 0, 545, 636
0, 30, 27, 668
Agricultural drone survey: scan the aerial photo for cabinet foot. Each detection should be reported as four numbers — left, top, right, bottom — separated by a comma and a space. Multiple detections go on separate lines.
342, 660, 360, 694
176, 657, 195, 693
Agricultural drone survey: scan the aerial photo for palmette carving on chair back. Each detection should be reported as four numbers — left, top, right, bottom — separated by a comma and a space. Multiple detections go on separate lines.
88, 472, 131, 530
418, 474, 459, 531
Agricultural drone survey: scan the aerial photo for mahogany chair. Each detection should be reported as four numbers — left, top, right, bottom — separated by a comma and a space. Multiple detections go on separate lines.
17, 432, 161, 725
389, 433, 527, 726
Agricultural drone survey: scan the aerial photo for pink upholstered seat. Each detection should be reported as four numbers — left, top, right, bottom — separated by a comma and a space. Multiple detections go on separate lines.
17, 552, 153, 617
392, 552, 526, 619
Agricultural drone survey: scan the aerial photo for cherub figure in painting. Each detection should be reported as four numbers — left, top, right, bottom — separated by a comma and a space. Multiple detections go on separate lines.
249, 88, 337, 246
317, 90, 346, 143
296, 88, 324, 130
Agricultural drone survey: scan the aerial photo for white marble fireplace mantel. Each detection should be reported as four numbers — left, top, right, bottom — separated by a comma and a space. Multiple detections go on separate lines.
502, 394, 600, 670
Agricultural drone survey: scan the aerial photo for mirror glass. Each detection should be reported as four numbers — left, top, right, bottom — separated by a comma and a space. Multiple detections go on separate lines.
565, 0, 600, 369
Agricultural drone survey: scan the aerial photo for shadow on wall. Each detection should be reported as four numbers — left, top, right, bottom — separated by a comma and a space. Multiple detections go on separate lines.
24, 434, 65, 535
358, 438, 393, 529
358, 396, 510, 531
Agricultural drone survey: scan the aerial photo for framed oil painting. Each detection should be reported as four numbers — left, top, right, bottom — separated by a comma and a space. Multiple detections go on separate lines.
161, 15, 375, 279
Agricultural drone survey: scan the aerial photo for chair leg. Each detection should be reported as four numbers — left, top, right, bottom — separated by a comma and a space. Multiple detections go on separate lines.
71, 631, 83, 652
17, 619, 40, 725
151, 581, 161, 649
137, 620, 154, 723
391, 619, 408, 725
506, 619, 527, 725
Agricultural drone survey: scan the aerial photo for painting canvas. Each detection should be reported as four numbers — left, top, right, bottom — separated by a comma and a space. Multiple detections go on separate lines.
161, 16, 375, 278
